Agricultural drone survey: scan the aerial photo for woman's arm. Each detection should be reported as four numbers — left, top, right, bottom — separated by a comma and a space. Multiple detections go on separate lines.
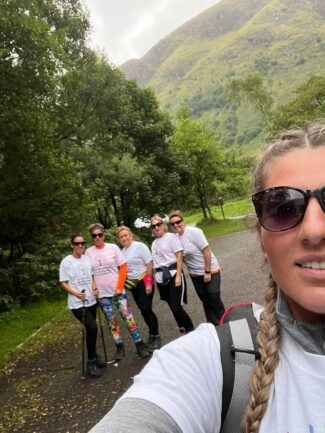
175, 251, 183, 287
144, 260, 154, 294
202, 246, 212, 283
116, 262, 127, 295
60, 281, 85, 300
88, 399, 182, 433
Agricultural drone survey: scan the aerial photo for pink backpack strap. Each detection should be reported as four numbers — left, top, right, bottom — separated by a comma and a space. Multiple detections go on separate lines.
220, 302, 251, 324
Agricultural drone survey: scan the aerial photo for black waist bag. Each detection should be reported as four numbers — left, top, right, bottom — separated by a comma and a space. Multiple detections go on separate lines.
156, 263, 177, 285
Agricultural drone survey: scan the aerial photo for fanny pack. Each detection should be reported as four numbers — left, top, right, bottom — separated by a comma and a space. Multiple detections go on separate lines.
124, 271, 146, 290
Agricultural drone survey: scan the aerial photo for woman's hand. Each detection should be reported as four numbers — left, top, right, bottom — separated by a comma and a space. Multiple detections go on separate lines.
145, 284, 153, 295
175, 275, 181, 287
92, 287, 99, 298
75, 290, 86, 300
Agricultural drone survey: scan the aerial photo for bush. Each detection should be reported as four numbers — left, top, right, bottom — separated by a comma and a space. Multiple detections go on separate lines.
5, 238, 68, 308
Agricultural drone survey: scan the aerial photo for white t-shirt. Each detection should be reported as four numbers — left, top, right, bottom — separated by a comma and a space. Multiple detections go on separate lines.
59, 254, 96, 310
151, 233, 183, 284
121, 323, 325, 433
179, 226, 219, 275
122, 241, 152, 279
85, 243, 126, 297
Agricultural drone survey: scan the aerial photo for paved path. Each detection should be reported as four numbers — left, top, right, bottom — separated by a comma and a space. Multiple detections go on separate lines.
0, 228, 270, 433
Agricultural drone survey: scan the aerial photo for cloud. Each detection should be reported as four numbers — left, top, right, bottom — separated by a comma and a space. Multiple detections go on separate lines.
82, 0, 219, 65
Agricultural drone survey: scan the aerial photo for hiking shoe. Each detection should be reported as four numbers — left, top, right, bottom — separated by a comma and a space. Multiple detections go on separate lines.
146, 335, 162, 353
115, 343, 125, 361
95, 354, 106, 368
144, 334, 154, 348
87, 359, 102, 378
135, 341, 150, 358
179, 327, 187, 337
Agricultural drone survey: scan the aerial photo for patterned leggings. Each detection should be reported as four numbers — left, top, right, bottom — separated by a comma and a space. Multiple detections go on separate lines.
98, 292, 141, 345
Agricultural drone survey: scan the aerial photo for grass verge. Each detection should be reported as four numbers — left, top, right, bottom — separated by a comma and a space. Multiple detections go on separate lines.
197, 216, 256, 240
0, 298, 67, 369
184, 197, 254, 226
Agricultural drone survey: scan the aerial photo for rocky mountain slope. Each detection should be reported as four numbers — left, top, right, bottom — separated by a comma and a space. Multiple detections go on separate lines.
120, 0, 325, 149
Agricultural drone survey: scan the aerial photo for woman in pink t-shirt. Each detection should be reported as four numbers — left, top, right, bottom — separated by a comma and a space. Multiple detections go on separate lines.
85, 223, 149, 360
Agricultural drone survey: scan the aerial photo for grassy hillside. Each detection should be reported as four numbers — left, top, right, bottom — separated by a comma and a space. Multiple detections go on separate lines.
121, 0, 325, 151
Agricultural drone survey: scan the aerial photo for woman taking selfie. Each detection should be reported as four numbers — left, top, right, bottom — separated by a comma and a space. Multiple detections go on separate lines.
89, 121, 325, 432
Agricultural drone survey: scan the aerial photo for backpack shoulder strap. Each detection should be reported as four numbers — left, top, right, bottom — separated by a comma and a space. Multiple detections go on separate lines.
216, 304, 260, 433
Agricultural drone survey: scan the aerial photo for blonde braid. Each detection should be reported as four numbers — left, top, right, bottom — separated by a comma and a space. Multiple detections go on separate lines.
241, 276, 281, 433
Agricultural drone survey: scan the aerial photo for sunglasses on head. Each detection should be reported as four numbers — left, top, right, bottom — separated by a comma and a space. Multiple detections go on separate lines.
73, 241, 85, 246
91, 232, 103, 239
252, 185, 325, 232
169, 219, 182, 227
151, 222, 163, 230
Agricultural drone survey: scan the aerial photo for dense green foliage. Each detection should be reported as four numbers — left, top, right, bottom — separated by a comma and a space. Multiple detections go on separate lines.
0, 0, 179, 310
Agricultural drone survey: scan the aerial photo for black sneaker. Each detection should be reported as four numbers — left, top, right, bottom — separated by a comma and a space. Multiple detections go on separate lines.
115, 343, 125, 361
144, 334, 155, 347
87, 359, 102, 378
135, 341, 150, 358
179, 327, 187, 337
95, 354, 106, 368
146, 335, 162, 353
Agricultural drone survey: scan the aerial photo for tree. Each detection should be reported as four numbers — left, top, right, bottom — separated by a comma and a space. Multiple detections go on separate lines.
170, 108, 227, 219
269, 75, 325, 134
81, 76, 177, 228
225, 73, 273, 127
0, 0, 91, 259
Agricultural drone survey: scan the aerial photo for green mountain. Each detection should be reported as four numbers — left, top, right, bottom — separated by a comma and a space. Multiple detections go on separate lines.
120, 0, 325, 151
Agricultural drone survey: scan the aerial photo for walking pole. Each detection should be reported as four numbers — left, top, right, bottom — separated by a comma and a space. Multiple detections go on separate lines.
81, 290, 86, 379
97, 299, 108, 365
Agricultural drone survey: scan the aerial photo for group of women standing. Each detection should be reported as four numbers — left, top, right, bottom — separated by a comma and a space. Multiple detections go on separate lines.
59, 212, 224, 378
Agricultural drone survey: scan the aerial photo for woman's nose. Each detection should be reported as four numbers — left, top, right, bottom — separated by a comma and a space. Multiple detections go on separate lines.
299, 197, 325, 245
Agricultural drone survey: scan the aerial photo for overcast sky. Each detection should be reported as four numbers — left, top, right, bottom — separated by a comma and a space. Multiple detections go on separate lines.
82, 0, 220, 66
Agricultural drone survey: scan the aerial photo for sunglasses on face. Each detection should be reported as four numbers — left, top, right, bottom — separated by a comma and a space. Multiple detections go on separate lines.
73, 241, 85, 246
151, 222, 163, 230
92, 232, 103, 239
170, 219, 183, 227
252, 185, 325, 232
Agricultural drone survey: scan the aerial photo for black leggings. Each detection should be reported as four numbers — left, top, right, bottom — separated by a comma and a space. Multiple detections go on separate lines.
129, 280, 159, 336
71, 303, 98, 360
191, 272, 225, 326
157, 274, 194, 333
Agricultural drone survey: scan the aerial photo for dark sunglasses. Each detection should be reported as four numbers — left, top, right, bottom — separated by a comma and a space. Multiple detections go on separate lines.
151, 222, 163, 229
252, 185, 325, 232
170, 219, 182, 227
92, 232, 103, 239
73, 241, 85, 246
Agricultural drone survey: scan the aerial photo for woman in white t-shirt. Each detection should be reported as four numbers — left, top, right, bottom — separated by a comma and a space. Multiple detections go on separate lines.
150, 215, 194, 336
59, 234, 102, 378
88, 122, 325, 432
168, 210, 225, 326
117, 226, 161, 352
